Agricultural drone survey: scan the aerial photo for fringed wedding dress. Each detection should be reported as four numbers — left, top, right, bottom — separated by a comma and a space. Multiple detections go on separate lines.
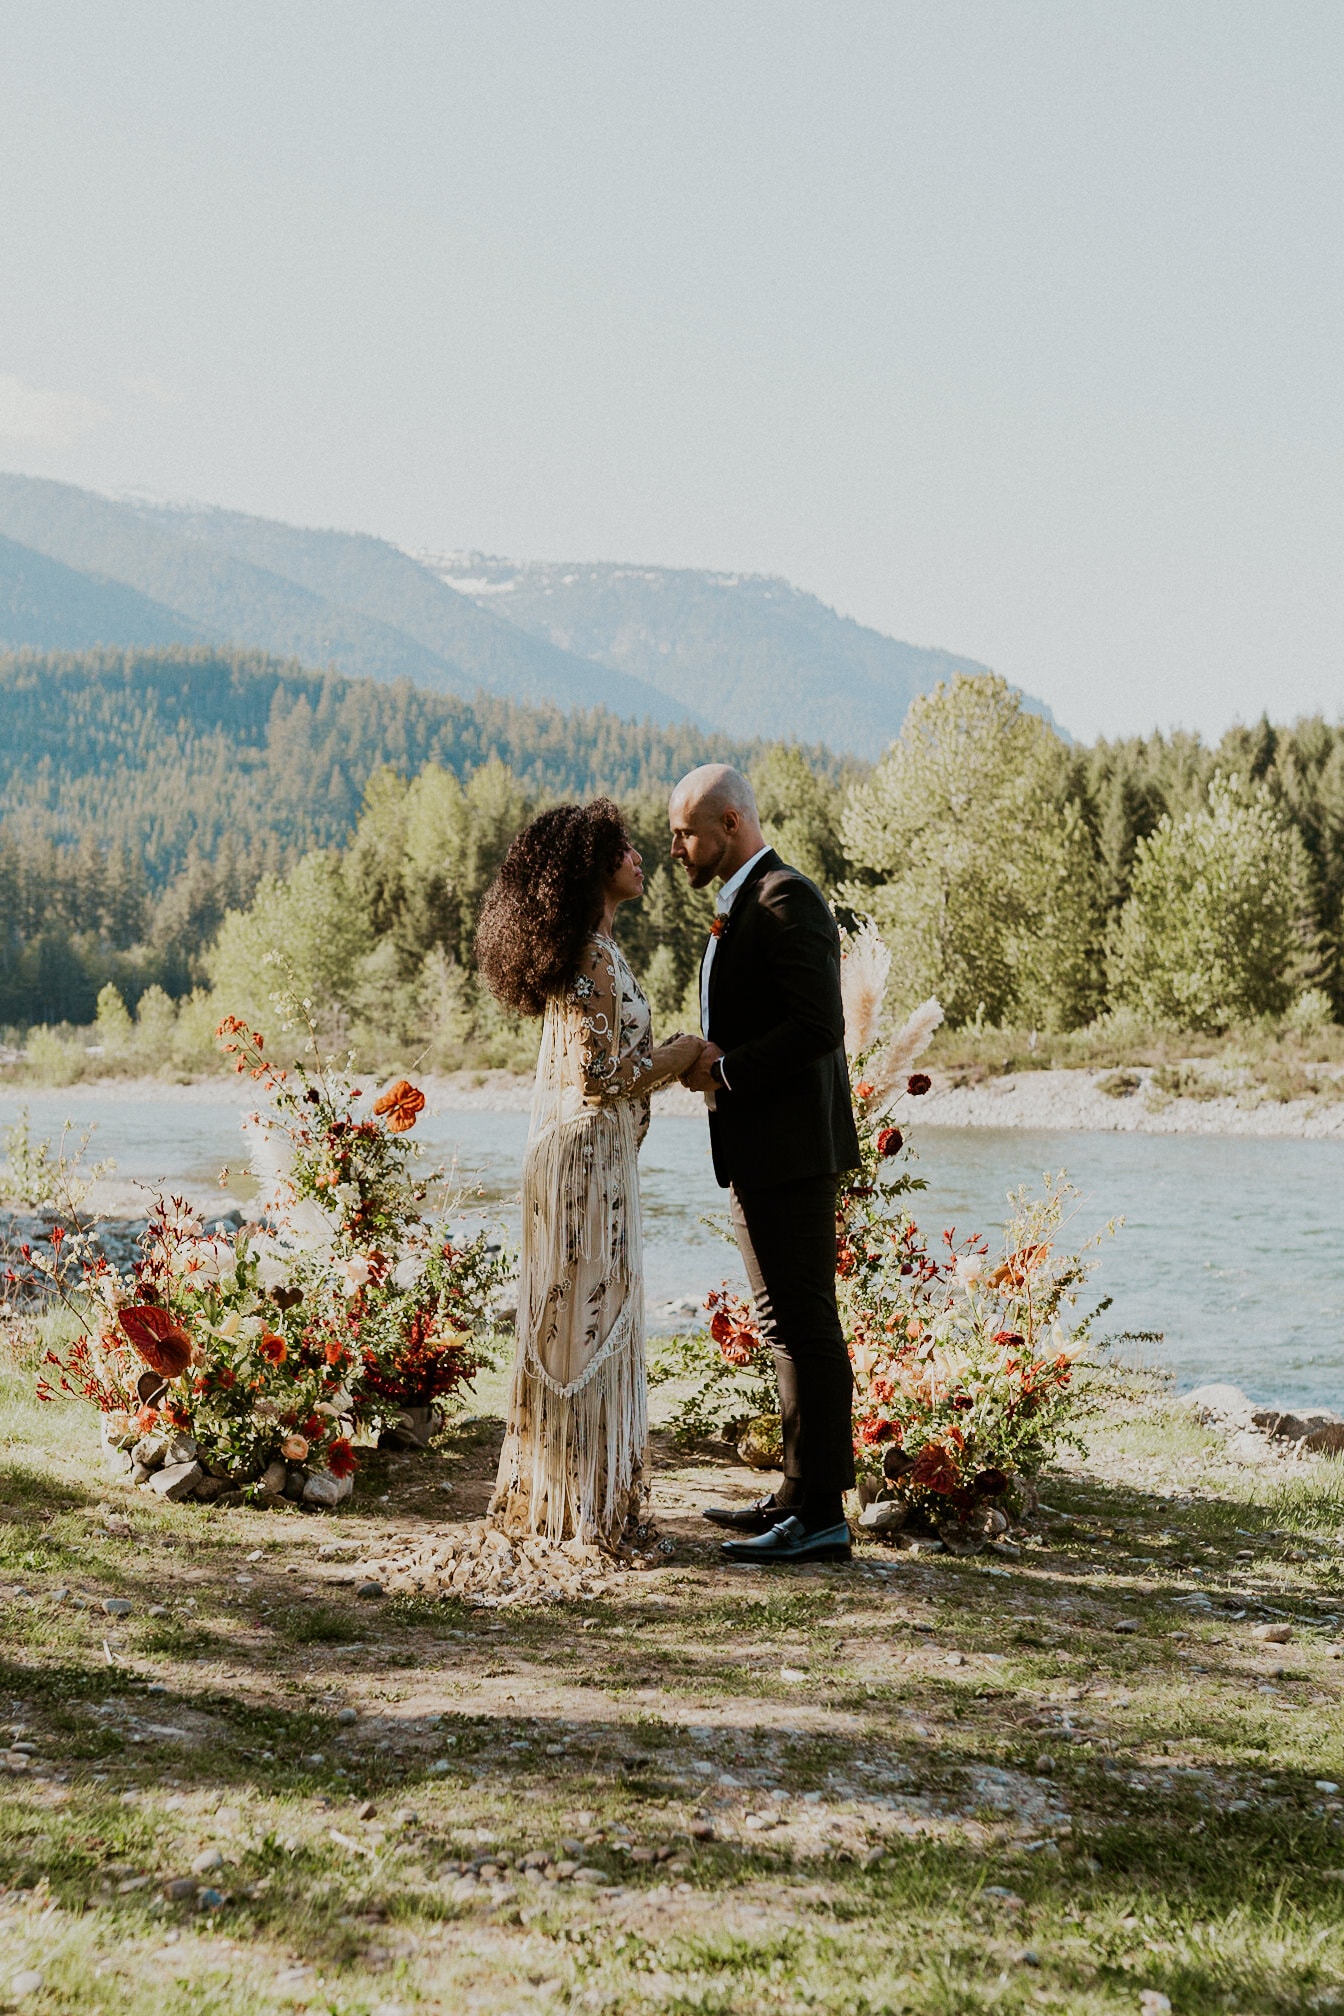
491, 932, 681, 1547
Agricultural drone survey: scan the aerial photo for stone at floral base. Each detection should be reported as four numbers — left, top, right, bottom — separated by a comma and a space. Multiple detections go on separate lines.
378, 1406, 443, 1454
283, 1468, 306, 1502
164, 1433, 198, 1467
736, 1415, 783, 1471
855, 1475, 880, 1511
259, 1459, 287, 1498
193, 1475, 226, 1504
99, 1420, 135, 1474
858, 1499, 907, 1535
149, 1459, 204, 1501
132, 1434, 167, 1471
936, 1522, 986, 1556
302, 1471, 354, 1509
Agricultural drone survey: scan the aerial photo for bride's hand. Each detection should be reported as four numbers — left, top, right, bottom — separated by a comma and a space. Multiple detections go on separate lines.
656, 1032, 707, 1078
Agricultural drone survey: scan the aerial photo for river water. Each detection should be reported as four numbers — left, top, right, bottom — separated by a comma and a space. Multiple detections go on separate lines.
2, 1089, 1340, 1412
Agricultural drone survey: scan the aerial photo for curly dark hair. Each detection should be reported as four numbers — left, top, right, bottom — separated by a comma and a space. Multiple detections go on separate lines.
475, 798, 632, 1016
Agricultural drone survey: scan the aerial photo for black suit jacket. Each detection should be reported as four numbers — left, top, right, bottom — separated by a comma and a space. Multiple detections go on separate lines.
703, 850, 862, 1191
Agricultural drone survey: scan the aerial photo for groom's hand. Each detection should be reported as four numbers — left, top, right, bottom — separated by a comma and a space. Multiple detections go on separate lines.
682, 1040, 724, 1093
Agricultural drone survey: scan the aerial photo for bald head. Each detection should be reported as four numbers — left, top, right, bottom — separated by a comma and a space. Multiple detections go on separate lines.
669, 764, 766, 890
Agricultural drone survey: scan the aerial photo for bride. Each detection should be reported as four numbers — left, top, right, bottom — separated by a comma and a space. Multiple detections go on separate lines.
475, 799, 703, 1545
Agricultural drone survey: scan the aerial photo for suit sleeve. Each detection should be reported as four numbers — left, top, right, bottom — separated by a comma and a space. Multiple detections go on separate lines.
718, 878, 845, 1100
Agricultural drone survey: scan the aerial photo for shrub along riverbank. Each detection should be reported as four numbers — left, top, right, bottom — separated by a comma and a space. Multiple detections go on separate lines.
0, 1329, 1339, 2013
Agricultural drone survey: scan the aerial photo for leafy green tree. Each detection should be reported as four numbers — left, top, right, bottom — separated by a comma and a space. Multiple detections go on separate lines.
841, 674, 1101, 1028
751, 745, 848, 888
1108, 777, 1319, 1030
93, 982, 133, 1047
207, 852, 372, 1031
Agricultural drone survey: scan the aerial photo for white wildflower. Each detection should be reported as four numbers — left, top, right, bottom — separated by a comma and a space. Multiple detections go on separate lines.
339, 1254, 373, 1297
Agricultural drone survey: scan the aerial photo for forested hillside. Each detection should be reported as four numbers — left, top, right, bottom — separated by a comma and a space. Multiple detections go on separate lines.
0, 473, 1051, 751
0, 646, 786, 1027
0, 476, 688, 723
2, 646, 1340, 1062
0, 534, 201, 651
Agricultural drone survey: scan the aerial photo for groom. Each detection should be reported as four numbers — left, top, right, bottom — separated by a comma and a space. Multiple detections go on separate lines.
669, 765, 861, 1564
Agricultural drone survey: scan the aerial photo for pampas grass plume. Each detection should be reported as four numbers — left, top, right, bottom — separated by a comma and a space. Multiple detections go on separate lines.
840, 920, 892, 1059
871, 995, 945, 1102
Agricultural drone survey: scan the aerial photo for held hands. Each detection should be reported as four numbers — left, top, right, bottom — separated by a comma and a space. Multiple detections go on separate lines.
655, 1031, 709, 1083
680, 1039, 724, 1095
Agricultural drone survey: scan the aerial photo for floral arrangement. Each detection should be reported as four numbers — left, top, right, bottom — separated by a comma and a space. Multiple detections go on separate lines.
845, 1175, 1106, 1524
26, 1017, 509, 1507
661, 920, 1110, 1531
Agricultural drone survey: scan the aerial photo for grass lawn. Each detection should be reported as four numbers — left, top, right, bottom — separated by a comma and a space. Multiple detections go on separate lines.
0, 1343, 1340, 2015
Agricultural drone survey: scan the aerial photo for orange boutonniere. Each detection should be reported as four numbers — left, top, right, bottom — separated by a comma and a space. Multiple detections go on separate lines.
710, 915, 727, 939
373, 1078, 426, 1133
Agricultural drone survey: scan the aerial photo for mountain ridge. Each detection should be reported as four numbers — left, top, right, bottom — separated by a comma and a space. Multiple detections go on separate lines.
419, 550, 1016, 750
0, 472, 1054, 751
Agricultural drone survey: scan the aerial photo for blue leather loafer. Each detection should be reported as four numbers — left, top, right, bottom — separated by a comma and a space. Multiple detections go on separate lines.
720, 1515, 852, 1564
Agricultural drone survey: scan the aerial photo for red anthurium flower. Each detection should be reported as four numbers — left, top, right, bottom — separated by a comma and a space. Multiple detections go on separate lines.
117, 1305, 193, 1379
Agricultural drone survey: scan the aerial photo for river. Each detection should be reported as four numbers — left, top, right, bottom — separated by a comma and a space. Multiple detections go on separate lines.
2, 1088, 1340, 1412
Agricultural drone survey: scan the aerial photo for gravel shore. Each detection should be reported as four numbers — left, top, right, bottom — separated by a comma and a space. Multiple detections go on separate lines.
910, 1066, 1344, 1139
5, 1064, 1342, 1138
415, 1066, 1344, 1138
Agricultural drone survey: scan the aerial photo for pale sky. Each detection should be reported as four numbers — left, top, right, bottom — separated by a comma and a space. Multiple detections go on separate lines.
1, 0, 1340, 742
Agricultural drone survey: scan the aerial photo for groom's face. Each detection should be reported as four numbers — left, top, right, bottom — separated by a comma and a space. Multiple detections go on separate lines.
669, 791, 734, 889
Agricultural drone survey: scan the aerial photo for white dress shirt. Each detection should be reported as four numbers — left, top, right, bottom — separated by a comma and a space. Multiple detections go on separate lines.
700, 845, 772, 1039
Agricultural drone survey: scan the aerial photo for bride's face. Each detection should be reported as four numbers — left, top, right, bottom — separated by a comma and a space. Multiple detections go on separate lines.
606, 844, 645, 908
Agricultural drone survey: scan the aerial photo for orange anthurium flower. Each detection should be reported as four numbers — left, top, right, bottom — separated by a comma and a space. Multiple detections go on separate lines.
373, 1079, 426, 1133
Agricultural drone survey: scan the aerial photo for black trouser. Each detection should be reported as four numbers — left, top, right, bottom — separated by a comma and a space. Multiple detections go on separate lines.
729, 1174, 855, 1503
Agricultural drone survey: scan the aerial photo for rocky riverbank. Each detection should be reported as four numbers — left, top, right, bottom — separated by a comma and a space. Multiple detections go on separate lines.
6, 1062, 1344, 1136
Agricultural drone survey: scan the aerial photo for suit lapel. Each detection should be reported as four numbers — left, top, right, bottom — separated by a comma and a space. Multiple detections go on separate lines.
706, 850, 778, 1027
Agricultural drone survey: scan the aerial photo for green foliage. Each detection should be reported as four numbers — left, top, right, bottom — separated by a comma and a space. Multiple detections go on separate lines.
0, 1107, 112, 1208
751, 743, 849, 888
207, 851, 373, 1033
841, 674, 1102, 1028
4, 647, 1343, 1051
1108, 778, 1318, 1031
0, 645, 768, 1027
